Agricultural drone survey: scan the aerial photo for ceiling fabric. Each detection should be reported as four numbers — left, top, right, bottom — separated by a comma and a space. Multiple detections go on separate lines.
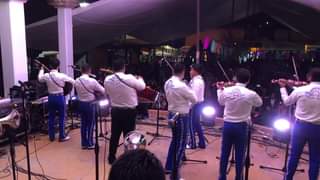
26, 0, 320, 52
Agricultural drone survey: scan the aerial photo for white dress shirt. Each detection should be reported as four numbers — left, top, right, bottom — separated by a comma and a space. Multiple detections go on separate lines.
217, 83, 263, 123
190, 75, 205, 102
104, 72, 146, 108
165, 76, 197, 114
280, 82, 320, 124
38, 69, 75, 94
75, 74, 105, 102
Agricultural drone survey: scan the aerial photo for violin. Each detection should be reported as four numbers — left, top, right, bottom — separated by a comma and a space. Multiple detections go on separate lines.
34, 59, 73, 96
271, 79, 308, 87
214, 81, 236, 90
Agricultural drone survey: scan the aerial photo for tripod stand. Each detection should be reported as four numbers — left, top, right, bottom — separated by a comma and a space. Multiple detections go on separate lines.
260, 105, 304, 177
147, 92, 170, 145
19, 82, 32, 180
98, 106, 109, 141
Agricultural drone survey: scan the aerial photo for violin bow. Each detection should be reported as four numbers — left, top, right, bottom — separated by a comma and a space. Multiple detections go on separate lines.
216, 61, 231, 82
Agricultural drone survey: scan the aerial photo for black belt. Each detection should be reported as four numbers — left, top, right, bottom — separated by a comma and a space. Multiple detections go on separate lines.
49, 93, 63, 96
112, 107, 136, 110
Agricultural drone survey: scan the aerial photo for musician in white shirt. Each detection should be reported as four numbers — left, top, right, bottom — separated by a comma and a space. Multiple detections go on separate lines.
217, 68, 262, 180
38, 58, 74, 142
104, 59, 146, 164
164, 63, 197, 180
189, 64, 206, 149
277, 68, 320, 180
74, 64, 104, 150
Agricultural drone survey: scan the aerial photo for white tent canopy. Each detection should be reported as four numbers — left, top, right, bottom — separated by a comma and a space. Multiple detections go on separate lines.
26, 0, 320, 53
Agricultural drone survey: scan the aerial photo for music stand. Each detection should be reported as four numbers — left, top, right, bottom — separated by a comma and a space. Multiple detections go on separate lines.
147, 92, 170, 145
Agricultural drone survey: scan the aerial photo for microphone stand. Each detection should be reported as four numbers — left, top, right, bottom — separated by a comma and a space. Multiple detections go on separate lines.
244, 122, 254, 180
19, 82, 32, 180
93, 101, 100, 180
147, 92, 170, 145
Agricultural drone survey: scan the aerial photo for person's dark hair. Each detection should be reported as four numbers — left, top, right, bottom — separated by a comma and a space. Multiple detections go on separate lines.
173, 63, 185, 75
112, 58, 126, 72
191, 64, 202, 74
235, 68, 251, 83
108, 149, 165, 180
49, 58, 60, 69
308, 68, 320, 82
81, 64, 91, 73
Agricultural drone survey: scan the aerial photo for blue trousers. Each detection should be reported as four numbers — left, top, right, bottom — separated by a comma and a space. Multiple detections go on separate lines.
286, 121, 320, 180
78, 101, 95, 147
219, 121, 248, 180
189, 103, 206, 149
48, 94, 66, 141
165, 113, 189, 180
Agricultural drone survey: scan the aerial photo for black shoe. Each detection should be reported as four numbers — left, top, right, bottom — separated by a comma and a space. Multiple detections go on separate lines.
108, 156, 116, 164
86, 145, 95, 150
59, 136, 70, 142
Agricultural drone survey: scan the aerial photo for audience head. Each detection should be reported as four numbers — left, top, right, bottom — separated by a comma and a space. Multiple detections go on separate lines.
190, 64, 202, 78
81, 64, 92, 74
307, 67, 320, 82
108, 149, 165, 180
49, 58, 60, 70
173, 63, 185, 80
234, 68, 251, 84
112, 58, 126, 72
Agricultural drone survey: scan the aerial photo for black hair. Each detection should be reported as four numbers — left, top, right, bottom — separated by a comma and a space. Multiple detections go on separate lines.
308, 68, 320, 82
235, 68, 251, 83
112, 58, 126, 72
49, 58, 60, 69
108, 149, 165, 180
173, 63, 185, 75
81, 64, 91, 73
191, 64, 202, 74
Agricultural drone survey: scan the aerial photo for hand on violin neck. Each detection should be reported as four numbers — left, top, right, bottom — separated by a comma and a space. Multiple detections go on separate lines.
216, 81, 225, 90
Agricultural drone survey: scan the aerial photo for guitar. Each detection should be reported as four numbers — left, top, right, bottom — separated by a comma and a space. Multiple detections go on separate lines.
34, 60, 73, 96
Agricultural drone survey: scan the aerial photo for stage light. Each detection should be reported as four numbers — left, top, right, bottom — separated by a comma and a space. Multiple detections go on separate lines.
80, 2, 90, 7
202, 106, 216, 118
99, 99, 109, 107
273, 118, 291, 132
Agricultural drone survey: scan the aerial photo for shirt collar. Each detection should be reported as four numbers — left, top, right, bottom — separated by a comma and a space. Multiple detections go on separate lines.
193, 75, 202, 79
81, 74, 90, 78
236, 83, 246, 87
50, 70, 58, 73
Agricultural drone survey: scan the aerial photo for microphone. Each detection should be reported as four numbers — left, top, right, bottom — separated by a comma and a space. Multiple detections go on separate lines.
68, 65, 77, 69
168, 112, 180, 123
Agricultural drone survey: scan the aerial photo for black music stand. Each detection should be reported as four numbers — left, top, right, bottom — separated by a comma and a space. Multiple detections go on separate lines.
93, 101, 100, 180
147, 92, 170, 145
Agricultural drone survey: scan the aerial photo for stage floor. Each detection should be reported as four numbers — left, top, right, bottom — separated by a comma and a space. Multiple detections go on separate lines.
0, 119, 310, 180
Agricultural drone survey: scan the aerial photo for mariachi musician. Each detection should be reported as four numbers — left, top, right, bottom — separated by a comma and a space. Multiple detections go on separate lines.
189, 64, 206, 149
275, 68, 320, 180
38, 58, 75, 142
74, 64, 104, 150
104, 58, 146, 164
216, 68, 262, 180
164, 63, 197, 180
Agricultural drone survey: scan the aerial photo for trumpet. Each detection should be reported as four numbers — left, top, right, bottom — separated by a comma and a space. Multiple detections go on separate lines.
271, 79, 308, 87
0, 109, 21, 136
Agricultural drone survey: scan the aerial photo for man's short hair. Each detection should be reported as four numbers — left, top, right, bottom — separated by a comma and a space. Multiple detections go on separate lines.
173, 63, 185, 75
81, 64, 91, 73
235, 68, 251, 83
112, 58, 126, 72
308, 68, 320, 82
109, 149, 165, 180
191, 64, 202, 74
49, 58, 60, 69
